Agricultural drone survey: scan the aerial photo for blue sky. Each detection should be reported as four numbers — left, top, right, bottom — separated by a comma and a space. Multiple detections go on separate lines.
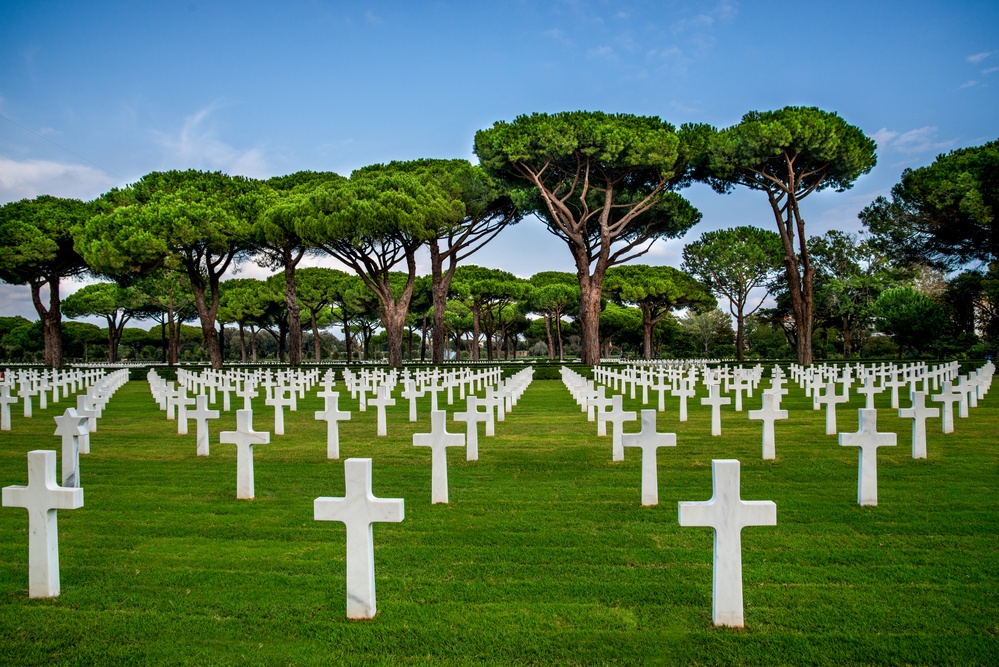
1, 0, 997, 324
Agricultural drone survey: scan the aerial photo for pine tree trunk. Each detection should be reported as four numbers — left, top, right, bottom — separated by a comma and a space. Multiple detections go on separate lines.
471, 308, 481, 362
285, 255, 302, 366
430, 244, 448, 365
189, 279, 224, 369
544, 315, 555, 359
578, 280, 602, 366
312, 310, 323, 362
736, 313, 745, 362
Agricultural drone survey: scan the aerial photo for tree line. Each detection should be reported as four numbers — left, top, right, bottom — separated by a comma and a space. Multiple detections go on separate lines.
0, 108, 995, 368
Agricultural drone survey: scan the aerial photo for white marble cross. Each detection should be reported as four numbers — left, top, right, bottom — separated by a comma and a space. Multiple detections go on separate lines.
700, 384, 731, 437
314, 458, 404, 619
621, 410, 676, 505
266, 387, 295, 436
219, 410, 270, 500
672, 380, 695, 422
188, 395, 220, 456
18, 383, 36, 418
75, 395, 98, 440
484, 387, 505, 423
413, 410, 464, 504
930, 381, 960, 434
2, 450, 84, 597
477, 392, 501, 436
856, 375, 882, 410
838, 409, 896, 506
884, 373, 907, 409
747, 392, 788, 460
424, 380, 443, 413
0, 384, 16, 431
815, 382, 849, 435
730, 377, 749, 412
174, 390, 196, 435
678, 459, 776, 628
53, 408, 88, 487
898, 391, 938, 460
163, 382, 180, 420
599, 395, 637, 461
453, 395, 489, 461
953, 375, 971, 419
315, 393, 351, 460
588, 389, 613, 434
236, 380, 258, 412
401, 380, 423, 422
368, 386, 396, 437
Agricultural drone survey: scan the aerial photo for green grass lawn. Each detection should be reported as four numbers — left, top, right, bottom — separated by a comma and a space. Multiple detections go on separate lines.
0, 371, 996, 666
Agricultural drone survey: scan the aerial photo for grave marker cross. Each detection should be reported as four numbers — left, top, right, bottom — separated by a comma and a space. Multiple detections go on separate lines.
700, 384, 731, 437
413, 410, 465, 504
930, 381, 960, 434
453, 396, 489, 461
621, 410, 676, 505
315, 393, 351, 459
219, 410, 270, 500
0, 385, 16, 431
838, 409, 896, 506
678, 459, 776, 628
898, 391, 939, 459
747, 392, 788, 460
815, 382, 849, 435
314, 458, 404, 620
2, 450, 84, 597
368, 386, 396, 437
53, 408, 88, 487
599, 394, 637, 461
188, 395, 221, 456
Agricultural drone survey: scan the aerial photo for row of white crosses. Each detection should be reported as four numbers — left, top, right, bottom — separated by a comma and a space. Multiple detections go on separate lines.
1, 368, 130, 598
166, 364, 531, 505
215, 366, 532, 618
569, 367, 776, 628
313, 367, 534, 618
0, 367, 108, 430
577, 360, 996, 510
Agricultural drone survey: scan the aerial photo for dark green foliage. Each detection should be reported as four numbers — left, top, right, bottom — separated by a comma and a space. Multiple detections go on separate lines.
861, 138, 998, 268
474, 111, 704, 365
870, 287, 948, 357
707, 107, 878, 365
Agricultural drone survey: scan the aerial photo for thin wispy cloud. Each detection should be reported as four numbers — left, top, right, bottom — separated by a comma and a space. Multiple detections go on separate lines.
543, 27, 572, 46
967, 51, 995, 64
155, 102, 271, 178
872, 126, 955, 154
0, 157, 116, 204
958, 80, 979, 90
588, 45, 617, 61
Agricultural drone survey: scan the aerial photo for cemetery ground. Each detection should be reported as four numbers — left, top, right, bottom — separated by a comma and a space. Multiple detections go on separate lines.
0, 370, 997, 666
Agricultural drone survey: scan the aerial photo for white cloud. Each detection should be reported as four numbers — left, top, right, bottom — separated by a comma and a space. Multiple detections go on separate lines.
588, 45, 616, 60
983, 66, 999, 75
0, 157, 116, 204
967, 51, 995, 64
543, 27, 572, 46
958, 79, 979, 90
155, 102, 271, 179
714, 0, 738, 21
872, 126, 955, 155
871, 128, 899, 149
